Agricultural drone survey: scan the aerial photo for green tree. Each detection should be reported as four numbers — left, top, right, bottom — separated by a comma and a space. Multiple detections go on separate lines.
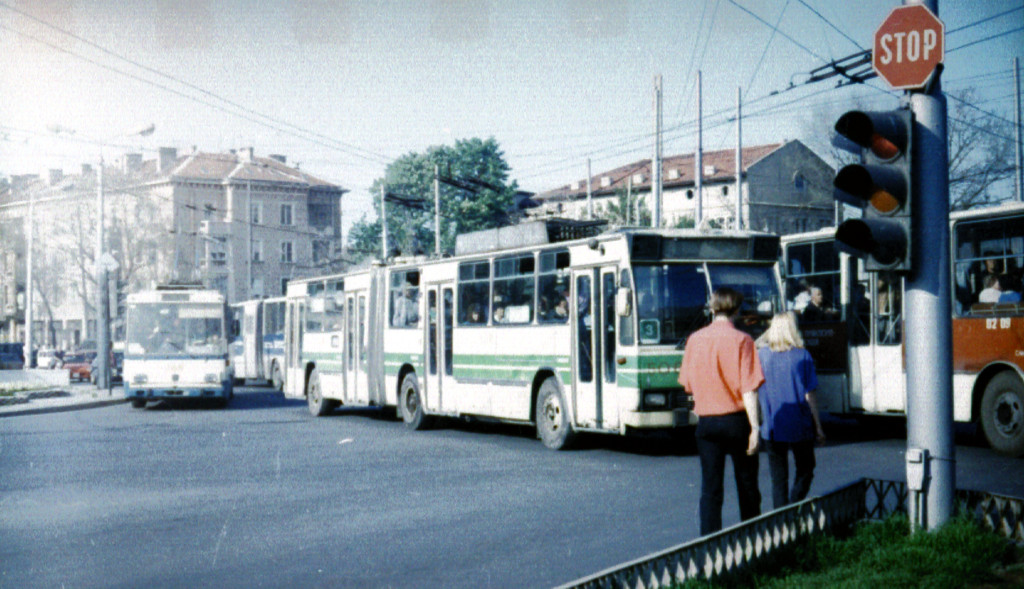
598, 187, 652, 227
347, 137, 519, 261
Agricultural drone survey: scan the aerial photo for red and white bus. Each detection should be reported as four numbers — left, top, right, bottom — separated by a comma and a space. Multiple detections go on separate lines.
781, 201, 1024, 456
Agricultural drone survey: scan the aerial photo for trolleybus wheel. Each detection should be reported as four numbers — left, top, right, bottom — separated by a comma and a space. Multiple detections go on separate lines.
980, 372, 1024, 457
536, 377, 575, 450
306, 368, 337, 417
400, 373, 430, 430
271, 362, 284, 392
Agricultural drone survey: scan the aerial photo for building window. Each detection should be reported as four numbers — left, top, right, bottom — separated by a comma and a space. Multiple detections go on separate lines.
794, 172, 807, 192
252, 240, 263, 262
280, 203, 293, 226
313, 240, 330, 264
250, 202, 262, 225
686, 190, 694, 200
281, 241, 294, 263
281, 279, 288, 295
723, 185, 729, 196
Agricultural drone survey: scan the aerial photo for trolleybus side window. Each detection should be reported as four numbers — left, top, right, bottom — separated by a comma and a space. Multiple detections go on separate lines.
443, 288, 454, 375
954, 215, 1024, 315
390, 270, 420, 328
538, 249, 570, 324
619, 269, 634, 346
428, 290, 438, 375
493, 254, 535, 325
785, 240, 840, 323
458, 261, 490, 325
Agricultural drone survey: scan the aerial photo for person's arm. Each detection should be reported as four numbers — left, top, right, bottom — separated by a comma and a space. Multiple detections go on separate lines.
805, 390, 826, 446
743, 390, 759, 455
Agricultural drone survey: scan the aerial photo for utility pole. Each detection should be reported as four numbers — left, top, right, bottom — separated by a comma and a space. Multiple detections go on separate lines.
652, 75, 663, 228
23, 185, 34, 369
434, 165, 441, 256
735, 86, 743, 230
906, 0, 954, 532
1015, 56, 1022, 202
586, 158, 593, 220
696, 70, 704, 226
246, 180, 252, 299
96, 157, 110, 389
626, 174, 633, 225
380, 184, 388, 260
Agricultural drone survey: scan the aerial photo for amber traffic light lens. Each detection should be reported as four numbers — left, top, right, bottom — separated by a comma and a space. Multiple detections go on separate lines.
869, 188, 899, 213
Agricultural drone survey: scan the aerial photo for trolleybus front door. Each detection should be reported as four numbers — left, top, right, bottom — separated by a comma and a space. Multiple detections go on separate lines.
573, 268, 619, 429
285, 300, 304, 397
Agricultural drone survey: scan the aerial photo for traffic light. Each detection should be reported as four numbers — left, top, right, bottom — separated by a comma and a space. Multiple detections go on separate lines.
832, 109, 913, 272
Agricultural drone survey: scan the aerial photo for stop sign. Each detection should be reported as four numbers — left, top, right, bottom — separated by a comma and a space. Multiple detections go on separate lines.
873, 4, 944, 90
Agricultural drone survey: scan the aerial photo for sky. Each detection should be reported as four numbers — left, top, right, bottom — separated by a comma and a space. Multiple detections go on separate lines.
1, 0, 1021, 238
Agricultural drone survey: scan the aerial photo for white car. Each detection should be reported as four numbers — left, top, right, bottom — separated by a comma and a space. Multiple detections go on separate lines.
37, 348, 64, 369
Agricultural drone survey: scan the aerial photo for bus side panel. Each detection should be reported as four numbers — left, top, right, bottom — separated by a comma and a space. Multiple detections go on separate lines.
304, 332, 344, 402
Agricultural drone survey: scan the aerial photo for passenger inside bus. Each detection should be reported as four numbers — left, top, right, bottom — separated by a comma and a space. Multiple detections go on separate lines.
799, 286, 836, 323
998, 273, 1022, 303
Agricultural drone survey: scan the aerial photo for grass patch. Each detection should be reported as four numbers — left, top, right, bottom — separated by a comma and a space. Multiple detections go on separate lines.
679, 514, 1018, 589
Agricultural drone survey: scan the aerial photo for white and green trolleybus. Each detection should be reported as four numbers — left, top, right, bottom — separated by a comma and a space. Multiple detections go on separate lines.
124, 285, 234, 408
283, 221, 783, 448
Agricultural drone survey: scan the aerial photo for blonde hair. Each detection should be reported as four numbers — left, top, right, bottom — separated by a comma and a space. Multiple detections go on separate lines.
756, 311, 805, 352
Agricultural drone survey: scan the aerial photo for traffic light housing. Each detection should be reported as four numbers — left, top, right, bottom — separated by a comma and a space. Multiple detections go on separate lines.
832, 109, 913, 272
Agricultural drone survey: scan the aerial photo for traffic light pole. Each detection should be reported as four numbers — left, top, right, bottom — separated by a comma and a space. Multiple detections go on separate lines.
905, 0, 954, 532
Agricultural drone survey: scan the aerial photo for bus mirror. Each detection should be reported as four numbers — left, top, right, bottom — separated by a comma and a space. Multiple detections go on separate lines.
616, 287, 632, 317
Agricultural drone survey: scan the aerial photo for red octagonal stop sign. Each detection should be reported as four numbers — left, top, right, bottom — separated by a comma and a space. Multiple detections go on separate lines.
873, 4, 945, 90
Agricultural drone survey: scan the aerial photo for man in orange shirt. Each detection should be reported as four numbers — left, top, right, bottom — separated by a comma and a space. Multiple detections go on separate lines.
678, 287, 764, 535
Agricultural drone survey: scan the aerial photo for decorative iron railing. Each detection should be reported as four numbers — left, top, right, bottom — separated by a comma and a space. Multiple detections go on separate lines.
557, 478, 1024, 589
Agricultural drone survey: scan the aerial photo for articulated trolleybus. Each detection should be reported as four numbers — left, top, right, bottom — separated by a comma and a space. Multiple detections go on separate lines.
124, 284, 233, 408
283, 221, 782, 449
230, 297, 287, 390
781, 202, 1024, 456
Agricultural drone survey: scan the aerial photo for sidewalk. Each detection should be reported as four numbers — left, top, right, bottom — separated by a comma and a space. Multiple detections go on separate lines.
0, 383, 126, 417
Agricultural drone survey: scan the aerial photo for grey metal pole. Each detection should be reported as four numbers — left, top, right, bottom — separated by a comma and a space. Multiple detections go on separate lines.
23, 185, 34, 369
696, 70, 704, 226
735, 86, 743, 230
96, 156, 110, 389
246, 180, 252, 298
434, 165, 441, 255
906, 0, 954, 532
1014, 56, 1022, 202
380, 184, 387, 260
586, 158, 593, 220
653, 75, 663, 228
626, 174, 633, 225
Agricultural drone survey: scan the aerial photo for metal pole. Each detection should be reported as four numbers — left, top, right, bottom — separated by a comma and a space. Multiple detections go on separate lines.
735, 86, 743, 230
380, 184, 387, 260
1014, 56, 1022, 202
906, 0, 954, 532
434, 165, 441, 255
586, 158, 593, 220
696, 70, 704, 226
626, 174, 633, 225
652, 75, 663, 228
246, 180, 252, 299
23, 186, 34, 369
96, 156, 109, 389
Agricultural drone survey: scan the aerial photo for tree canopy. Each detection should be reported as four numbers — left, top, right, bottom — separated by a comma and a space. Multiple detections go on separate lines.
347, 137, 519, 261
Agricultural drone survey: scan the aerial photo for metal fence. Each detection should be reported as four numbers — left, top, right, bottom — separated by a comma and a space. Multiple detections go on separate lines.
558, 478, 1024, 589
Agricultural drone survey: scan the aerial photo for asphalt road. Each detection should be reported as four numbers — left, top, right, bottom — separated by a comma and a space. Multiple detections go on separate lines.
2, 387, 1022, 588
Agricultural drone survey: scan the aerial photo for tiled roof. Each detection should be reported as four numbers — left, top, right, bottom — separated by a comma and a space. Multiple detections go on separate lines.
535, 142, 783, 202
166, 152, 343, 190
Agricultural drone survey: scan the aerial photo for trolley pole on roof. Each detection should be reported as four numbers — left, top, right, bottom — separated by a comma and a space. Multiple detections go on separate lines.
652, 74, 663, 228
434, 165, 441, 255
380, 183, 388, 260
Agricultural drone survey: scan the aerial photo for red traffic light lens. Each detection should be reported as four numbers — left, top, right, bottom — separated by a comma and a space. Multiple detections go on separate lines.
870, 133, 900, 160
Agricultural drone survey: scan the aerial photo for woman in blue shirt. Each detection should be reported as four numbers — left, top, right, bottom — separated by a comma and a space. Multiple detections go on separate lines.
755, 312, 826, 509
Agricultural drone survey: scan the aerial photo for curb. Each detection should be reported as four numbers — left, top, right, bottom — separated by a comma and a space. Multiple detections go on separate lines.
0, 396, 127, 418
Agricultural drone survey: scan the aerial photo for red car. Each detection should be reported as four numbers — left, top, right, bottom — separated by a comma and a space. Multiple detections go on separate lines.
64, 351, 96, 382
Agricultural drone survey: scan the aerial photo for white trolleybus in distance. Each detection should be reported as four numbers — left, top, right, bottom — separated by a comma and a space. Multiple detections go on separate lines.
230, 297, 287, 390
283, 220, 783, 449
124, 285, 234, 408
780, 201, 1024, 456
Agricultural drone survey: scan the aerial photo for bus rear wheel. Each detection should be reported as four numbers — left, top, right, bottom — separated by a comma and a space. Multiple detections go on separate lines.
536, 377, 575, 450
306, 368, 337, 417
400, 374, 430, 430
980, 372, 1024, 458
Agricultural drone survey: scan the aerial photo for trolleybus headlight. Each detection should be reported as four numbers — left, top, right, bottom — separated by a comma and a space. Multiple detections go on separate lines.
204, 373, 219, 383
645, 392, 667, 408
132, 374, 148, 384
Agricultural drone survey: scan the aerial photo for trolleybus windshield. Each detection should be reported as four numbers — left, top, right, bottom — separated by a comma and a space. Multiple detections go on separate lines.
127, 303, 225, 355
633, 263, 778, 346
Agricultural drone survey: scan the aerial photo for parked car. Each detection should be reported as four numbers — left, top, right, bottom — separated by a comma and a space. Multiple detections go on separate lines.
64, 351, 96, 382
90, 349, 124, 385
37, 348, 64, 369
0, 343, 24, 369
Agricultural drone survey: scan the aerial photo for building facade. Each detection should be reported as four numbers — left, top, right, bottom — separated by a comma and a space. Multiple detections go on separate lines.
0, 147, 346, 349
528, 140, 835, 235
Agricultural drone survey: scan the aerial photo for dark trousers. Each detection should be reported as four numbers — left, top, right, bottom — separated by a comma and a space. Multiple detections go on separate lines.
765, 439, 816, 509
695, 412, 761, 535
